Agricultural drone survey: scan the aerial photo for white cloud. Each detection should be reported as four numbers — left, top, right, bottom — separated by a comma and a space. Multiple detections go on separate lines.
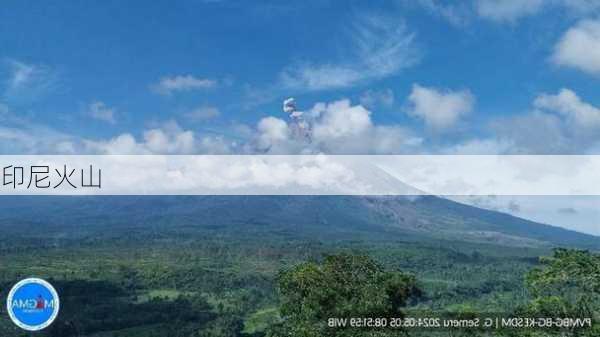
534, 88, 600, 128
85, 121, 235, 155
313, 100, 373, 139
87, 101, 117, 124
0, 125, 77, 154
85, 133, 143, 155
416, 0, 470, 26
8, 89, 600, 157
443, 138, 513, 154
144, 129, 194, 154
406, 84, 474, 131
411, 0, 600, 26
369, 125, 423, 154
0, 102, 78, 154
310, 99, 421, 154
248, 99, 421, 154
280, 65, 362, 92
152, 75, 217, 95
476, 0, 544, 22
196, 135, 235, 154
279, 14, 418, 91
552, 20, 600, 76
184, 106, 221, 121
255, 117, 291, 152
360, 88, 395, 108
0, 97, 422, 155
449, 88, 600, 155
3, 60, 56, 102
490, 111, 573, 154
7, 60, 35, 89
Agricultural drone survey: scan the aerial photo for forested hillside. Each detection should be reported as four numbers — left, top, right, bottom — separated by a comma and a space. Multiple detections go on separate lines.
0, 196, 597, 336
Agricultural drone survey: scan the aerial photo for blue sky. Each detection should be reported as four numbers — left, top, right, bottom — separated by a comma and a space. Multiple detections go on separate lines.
2, 1, 600, 234
1, 0, 600, 154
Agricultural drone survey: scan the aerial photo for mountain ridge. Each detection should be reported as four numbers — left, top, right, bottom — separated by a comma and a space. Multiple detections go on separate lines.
0, 195, 597, 249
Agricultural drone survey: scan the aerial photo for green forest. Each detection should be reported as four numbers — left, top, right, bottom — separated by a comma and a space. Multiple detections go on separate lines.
0, 196, 597, 337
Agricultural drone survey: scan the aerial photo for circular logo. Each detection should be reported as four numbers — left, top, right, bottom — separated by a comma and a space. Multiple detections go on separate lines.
6, 278, 60, 331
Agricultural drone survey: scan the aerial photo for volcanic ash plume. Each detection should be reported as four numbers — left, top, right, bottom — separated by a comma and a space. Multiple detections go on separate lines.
283, 97, 311, 142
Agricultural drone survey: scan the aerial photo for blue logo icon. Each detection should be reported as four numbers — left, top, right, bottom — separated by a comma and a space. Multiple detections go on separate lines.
6, 278, 60, 331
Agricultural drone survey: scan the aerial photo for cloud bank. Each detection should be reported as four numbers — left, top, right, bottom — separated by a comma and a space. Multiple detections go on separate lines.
152, 75, 217, 96
406, 84, 474, 131
552, 20, 600, 76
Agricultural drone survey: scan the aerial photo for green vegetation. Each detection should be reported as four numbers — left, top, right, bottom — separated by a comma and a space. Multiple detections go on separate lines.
511, 249, 600, 337
266, 254, 419, 337
0, 231, 575, 337
0, 196, 597, 336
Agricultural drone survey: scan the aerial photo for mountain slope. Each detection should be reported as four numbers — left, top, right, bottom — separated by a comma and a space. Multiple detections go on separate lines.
0, 195, 597, 249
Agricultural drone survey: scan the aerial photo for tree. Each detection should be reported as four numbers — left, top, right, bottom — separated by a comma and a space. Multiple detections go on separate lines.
198, 316, 244, 337
267, 253, 420, 337
516, 249, 600, 337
